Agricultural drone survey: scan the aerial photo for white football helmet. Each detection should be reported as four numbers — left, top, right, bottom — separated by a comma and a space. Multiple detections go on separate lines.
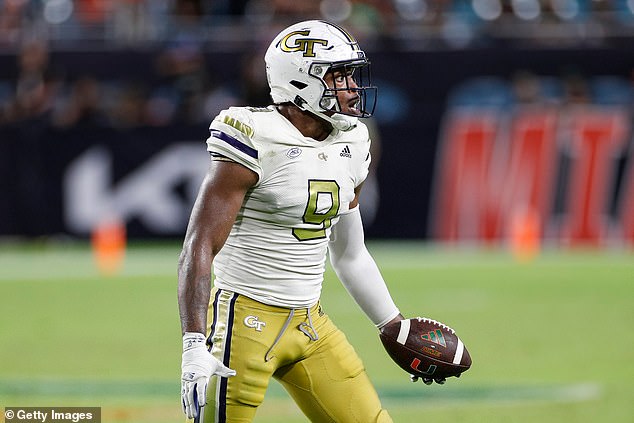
265, 20, 377, 131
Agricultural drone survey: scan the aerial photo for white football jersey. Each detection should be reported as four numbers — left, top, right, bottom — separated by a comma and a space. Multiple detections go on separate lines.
206, 106, 371, 308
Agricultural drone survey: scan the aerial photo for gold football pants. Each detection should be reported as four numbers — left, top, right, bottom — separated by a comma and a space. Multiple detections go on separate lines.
193, 288, 392, 423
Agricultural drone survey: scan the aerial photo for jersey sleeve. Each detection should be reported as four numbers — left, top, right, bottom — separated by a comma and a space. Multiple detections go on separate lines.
207, 107, 262, 180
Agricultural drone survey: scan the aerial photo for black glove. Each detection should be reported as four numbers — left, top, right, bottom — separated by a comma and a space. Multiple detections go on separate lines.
410, 375, 446, 385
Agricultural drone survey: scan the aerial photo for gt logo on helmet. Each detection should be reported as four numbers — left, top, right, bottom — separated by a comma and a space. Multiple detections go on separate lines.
279, 30, 328, 57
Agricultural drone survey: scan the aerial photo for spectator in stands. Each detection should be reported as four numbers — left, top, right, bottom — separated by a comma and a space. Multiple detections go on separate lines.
3, 39, 61, 124
562, 69, 590, 104
52, 76, 105, 128
107, 82, 147, 128
0, 0, 29, 46
152, 38, 211, 124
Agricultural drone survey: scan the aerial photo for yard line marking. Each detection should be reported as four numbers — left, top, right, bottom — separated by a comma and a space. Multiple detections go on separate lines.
0, 379, 601, 405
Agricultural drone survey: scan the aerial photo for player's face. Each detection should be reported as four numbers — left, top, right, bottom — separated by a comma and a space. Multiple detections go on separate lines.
324, 68, 362, 116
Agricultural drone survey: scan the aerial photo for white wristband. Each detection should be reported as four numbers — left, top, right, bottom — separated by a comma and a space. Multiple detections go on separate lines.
183, 332, 207, 351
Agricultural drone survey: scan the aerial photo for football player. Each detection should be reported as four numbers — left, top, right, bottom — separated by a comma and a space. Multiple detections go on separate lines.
178, 20, 405, 422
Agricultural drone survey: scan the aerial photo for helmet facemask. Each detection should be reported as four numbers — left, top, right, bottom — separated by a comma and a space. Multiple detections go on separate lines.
310, 57, 377, 119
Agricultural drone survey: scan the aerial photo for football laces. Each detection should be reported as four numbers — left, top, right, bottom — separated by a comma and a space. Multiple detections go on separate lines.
416, 317, 456, 334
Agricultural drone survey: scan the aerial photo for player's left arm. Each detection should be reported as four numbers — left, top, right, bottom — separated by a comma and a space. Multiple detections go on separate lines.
328, 184, 403, 329
338, 185, 446, 385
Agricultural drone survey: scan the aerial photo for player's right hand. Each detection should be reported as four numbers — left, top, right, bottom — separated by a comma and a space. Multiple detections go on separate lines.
181, 332, 236, 419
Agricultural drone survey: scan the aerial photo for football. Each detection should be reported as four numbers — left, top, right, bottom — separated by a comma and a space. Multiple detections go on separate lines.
379, 317, 471, 380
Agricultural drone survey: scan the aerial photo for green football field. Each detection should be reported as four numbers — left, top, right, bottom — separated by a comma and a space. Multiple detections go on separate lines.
0, 241, 632, 422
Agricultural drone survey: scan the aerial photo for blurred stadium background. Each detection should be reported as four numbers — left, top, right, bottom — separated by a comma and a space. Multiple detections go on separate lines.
1, 1, 633, 422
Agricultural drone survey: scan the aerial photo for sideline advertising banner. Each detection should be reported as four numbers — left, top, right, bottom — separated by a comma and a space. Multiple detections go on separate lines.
0, 46, 632, 246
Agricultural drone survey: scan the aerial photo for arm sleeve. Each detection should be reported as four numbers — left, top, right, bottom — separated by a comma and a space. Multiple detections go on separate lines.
328, 206, 400, 328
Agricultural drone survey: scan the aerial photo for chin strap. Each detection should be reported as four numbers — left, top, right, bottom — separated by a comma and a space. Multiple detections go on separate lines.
294, 96, 358, 132
316, 111, 358, 132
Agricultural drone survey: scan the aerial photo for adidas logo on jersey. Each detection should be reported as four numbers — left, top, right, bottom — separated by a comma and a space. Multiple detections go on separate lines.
340, 146, 352, 158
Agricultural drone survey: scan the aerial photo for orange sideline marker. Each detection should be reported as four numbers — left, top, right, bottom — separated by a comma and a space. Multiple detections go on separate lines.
91, 218, 126, 275
510, 207, 541, 262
